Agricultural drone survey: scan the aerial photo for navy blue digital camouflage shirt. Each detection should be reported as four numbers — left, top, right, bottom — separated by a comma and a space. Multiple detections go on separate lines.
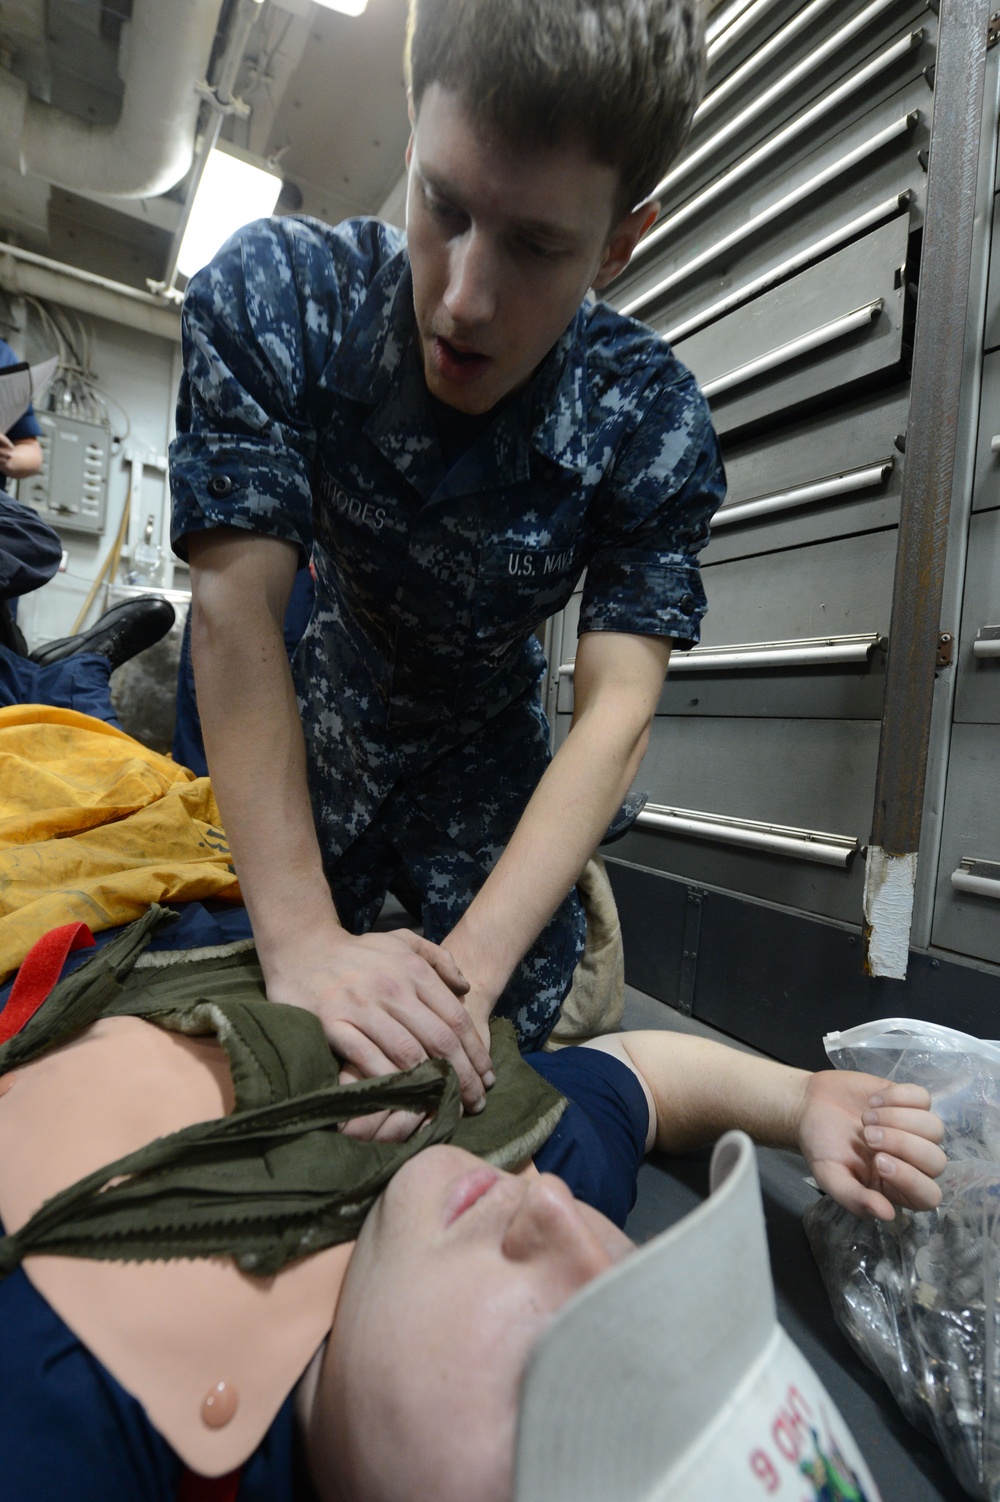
169, 216, 724, 1041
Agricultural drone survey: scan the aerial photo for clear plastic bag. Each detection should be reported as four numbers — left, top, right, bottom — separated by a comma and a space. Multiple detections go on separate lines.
804, 1018, 1000, 1501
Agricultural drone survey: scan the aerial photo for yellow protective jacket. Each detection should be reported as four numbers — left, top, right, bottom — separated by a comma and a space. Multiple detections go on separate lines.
0, 706, 240, 979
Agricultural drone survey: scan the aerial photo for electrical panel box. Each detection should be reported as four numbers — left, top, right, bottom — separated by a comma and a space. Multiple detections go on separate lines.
19, 411, 111, 534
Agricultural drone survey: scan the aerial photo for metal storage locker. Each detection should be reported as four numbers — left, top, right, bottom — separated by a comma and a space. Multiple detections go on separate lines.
544, 0, 1000, 1064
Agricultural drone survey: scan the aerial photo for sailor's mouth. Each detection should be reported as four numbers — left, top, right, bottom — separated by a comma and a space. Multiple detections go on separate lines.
432, 335, 491, 383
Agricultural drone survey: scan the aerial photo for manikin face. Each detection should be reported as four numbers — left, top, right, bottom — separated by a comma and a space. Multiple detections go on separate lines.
406, 85, 657, 414
306, 1143, 633, 1502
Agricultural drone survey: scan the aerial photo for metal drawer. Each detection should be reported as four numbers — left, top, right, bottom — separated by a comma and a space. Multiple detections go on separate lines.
612, 64, 931, 339
973, 347, 1000, 512
560, 714, 877, 923
671, 215, 909, 440
555, 531, 896, 720
954, 508, 1000, 724
930, 723, 1000, 965
662, 0, 931, 217
707, 384, 909, 563
702, 0, 810, 84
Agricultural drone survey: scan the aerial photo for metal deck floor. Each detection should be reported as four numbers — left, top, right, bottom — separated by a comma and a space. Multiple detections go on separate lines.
620, 986, 959, 1502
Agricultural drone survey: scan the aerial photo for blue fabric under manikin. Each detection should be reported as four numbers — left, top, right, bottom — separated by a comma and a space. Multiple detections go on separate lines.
0, 1238, 298, 1502
528, 1045, 650, 1228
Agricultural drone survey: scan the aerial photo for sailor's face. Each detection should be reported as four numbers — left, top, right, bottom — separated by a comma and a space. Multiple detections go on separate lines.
309, 1143, 632, 1502
406, 85, 634, 415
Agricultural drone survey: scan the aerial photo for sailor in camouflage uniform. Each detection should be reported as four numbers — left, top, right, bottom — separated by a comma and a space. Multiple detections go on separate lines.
168, 0, 722, 1101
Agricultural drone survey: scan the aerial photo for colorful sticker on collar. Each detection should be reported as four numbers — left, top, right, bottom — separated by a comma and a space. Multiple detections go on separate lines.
748, 1385, 874, 1501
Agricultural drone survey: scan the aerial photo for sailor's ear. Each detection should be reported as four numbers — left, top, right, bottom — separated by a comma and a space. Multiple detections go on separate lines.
592, 201, 660, 291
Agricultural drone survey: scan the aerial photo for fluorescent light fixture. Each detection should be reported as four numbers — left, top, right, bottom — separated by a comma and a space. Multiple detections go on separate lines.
312, 0, 369, 13
176, 147, 283, 280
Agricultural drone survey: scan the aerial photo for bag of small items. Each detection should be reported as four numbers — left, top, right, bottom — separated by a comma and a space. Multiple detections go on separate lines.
805, 1017, 1000, 1501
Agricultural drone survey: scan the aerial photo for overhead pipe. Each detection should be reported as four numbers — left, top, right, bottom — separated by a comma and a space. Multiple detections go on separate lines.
13, 0, 225, 200
0, 244, 180, 342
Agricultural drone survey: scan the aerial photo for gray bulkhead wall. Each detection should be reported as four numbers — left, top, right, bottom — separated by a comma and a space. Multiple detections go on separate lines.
544, 0, 1000, 1065
9, 302, 183, 652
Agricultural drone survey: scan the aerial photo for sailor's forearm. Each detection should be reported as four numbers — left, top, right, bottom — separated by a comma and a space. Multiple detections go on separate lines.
447, 632, 671, 1015
446, 685, 652, 1014
188, 532, 341, 958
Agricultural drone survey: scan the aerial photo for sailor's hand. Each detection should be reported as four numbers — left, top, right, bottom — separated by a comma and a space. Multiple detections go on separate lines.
263, 924, 495, 1115
0, 433, 41, 479
796, 1071, 946, 1220
334, 1059, 429, 1143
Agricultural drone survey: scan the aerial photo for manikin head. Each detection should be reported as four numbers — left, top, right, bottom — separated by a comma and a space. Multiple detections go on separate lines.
401, 0, 705, 411
304, 1143, 633, 1502
302, 1135, 884, 1502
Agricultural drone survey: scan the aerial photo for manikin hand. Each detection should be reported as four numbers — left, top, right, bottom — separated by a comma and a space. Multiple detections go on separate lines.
796, 1071, 947, 1220
263, 921, 495, 1124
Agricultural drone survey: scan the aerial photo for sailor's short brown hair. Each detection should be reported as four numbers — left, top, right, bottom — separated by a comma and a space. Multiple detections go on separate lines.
405, 0, 705, 219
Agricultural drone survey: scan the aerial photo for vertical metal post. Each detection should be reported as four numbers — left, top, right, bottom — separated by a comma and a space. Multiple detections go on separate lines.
863, 0, 991, 977
159, 0, 265, 294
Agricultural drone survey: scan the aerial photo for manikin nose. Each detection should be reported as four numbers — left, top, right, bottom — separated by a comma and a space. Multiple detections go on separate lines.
444, 231, 498, 328
501, 1175, 612, 1281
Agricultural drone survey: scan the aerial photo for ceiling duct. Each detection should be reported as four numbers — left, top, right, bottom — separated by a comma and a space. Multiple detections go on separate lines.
3, 0, 225, 200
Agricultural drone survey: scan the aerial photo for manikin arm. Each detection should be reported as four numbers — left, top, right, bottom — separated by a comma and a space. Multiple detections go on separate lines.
583, 1030, 947, 1221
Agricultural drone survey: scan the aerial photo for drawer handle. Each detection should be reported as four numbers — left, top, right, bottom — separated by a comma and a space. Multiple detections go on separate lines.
558, 632, 885, 679
623, 113, 917, 319
700, 0, 842, 121
701, 300, 883, 400
631, 32, 923, 266
660, 0, 910, 201
706, 0, 780, 61
663, 196, 909, 346
991, 434, 1000, 456
951, 858, 1000, 901
713, 461, 894, 528
669, 633, 886, 670
973, 626, 1000, 659
633, 803, 859, 867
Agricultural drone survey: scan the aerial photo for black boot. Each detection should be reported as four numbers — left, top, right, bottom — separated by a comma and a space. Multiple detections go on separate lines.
0, 600, 28, 656
29, 595, 176, 671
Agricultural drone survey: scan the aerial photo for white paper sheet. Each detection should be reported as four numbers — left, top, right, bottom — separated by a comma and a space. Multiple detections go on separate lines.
0, 355, 59, 436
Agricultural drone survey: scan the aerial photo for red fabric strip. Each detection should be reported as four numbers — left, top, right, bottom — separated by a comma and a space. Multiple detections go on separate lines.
176, 1466, 243, 1502
0, 922, 95, 1045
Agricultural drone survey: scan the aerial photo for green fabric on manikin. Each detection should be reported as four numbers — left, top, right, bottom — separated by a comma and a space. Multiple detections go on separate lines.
0, 906, 566, 1280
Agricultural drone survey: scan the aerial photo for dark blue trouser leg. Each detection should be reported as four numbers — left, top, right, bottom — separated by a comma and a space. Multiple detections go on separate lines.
0, 646, 120, 725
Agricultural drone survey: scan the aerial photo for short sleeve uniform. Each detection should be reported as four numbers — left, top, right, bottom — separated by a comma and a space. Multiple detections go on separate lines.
170, 217, 724, 1045
0, 339, 59, 609
0, 338, 43, 455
